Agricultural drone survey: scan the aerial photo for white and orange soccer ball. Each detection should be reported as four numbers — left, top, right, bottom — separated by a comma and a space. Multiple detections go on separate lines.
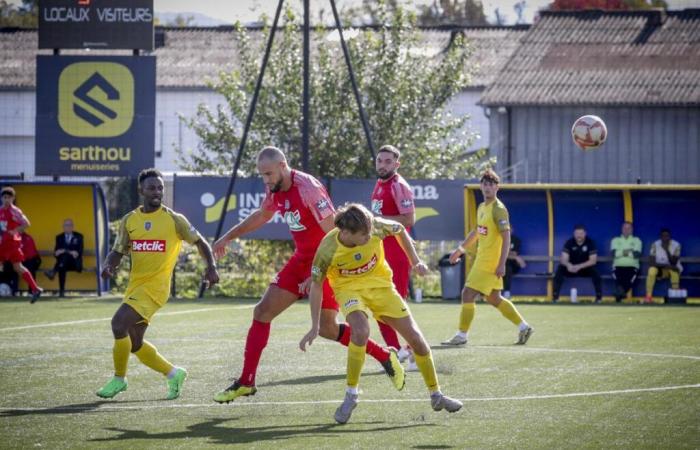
571, 115, 607, 151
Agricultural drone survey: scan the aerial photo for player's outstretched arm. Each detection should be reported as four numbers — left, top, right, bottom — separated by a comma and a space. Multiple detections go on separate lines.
395, 227, 429, 276
194, 238, 220, 288
101, 251, 124, 279
212, 208, 276, 259
299, 280, 323, 352
449, 230, 476, 264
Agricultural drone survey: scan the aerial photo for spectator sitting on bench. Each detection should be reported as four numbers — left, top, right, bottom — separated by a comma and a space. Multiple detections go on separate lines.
644, 228, 682, 304
611, 221, 642, 303
503, 226, 526, 299
46, 219, 83, 297
552, 224, 602, 304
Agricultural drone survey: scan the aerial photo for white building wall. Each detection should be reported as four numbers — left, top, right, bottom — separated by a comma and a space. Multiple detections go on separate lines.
445, 89, 489, 151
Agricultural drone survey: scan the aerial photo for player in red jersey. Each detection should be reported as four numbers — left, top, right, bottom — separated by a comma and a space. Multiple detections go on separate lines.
0, 187, 43, 303
370, 145, 416, 363
212, 146, 404, 403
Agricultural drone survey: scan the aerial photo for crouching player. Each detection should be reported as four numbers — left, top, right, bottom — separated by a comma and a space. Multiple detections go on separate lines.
299, 203, 462, 424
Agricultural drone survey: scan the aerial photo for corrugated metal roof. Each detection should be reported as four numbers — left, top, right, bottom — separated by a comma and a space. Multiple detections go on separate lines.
0, 25, 526, 89
480, 9, 700, 106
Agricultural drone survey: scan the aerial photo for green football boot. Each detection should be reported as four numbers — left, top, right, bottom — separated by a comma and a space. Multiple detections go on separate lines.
166, 368, 188, 400
213, 379, 257, 403
96, 377, 128, 399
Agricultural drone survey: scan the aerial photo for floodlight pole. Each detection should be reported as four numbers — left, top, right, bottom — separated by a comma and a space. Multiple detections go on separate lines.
198, 0, 285, 298
302, 0, 311, 172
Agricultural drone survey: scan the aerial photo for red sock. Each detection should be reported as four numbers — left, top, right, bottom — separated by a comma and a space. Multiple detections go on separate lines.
337, 323, 389, 363
377, 320, 401, 350
21, 271, 40, 293
239, 319, 270, 386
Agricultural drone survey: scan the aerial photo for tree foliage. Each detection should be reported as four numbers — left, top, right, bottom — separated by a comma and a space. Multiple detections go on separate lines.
418, 0, 489, 26
178, 4, 488, 180
0, 0, 37, 27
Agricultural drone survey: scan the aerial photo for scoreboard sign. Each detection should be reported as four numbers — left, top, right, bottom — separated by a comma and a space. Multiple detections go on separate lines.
35, 55, 155, 176
39, 0, 154, 50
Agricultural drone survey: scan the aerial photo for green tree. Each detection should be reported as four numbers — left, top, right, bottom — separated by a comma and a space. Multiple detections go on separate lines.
418, 0, 489, 26
0, 0, 37, 27
178, 5, 487, 180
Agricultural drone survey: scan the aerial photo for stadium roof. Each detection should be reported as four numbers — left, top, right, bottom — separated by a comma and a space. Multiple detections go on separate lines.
480, 9, 700, 107
0, 25, 527, 90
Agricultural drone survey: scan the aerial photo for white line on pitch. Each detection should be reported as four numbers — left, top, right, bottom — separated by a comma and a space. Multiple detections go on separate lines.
469, 345, 700, 361
0, 305, 254, 332
1, 383, 698, 412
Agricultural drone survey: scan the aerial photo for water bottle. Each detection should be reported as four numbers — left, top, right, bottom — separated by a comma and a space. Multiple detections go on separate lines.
414, 288, 423, 303
570, 287, 578, 303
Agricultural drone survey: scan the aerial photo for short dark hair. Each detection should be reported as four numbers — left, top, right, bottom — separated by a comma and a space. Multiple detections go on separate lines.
1, 186, 15, 197
660, 227, 671, 235
335, 203, 373, 234
138, 168, 163, 185
573, 224, 586, 231
378, 145, 401, 160
480, 168, 500, 184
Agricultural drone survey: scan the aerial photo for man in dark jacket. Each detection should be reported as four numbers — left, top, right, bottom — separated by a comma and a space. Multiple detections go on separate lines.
47, 218, 83, 297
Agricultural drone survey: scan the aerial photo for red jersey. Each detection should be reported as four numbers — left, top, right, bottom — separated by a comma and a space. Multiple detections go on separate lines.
262, 170, 335, 257
20, 233, 39, 259
370, 173, 415, 228
0, 204, 27, 245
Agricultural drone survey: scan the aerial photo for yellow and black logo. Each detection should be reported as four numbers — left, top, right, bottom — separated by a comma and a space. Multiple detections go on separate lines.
58, 62, 134, 137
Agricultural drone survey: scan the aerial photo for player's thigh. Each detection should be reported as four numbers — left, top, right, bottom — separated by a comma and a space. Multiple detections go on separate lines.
345, 310, 370, 344
484, 290, 503, 306
461, 285, 480, 303
254, 284, 300, 322
112, 303, 146, 336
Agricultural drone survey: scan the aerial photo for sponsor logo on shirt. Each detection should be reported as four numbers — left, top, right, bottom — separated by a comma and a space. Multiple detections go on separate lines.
311, 265, 321, 276
344, 298, 359, 309
316, 198, 329, 211
401, 199, 413, 208
371, 199, 383, 214
477, 225, 488, 236
144, 221, 152, 231
354, 253, 362, 261
131, 240, 166, 252
392, 224, 402, 234
340, 254, 377, 276
284, 210, 307, 232
499, 219, 508, 226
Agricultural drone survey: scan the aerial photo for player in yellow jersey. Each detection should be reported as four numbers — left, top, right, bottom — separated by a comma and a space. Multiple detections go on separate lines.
96, 169, 220, 400
299, 203, 462, 424
442, 169, 533, 346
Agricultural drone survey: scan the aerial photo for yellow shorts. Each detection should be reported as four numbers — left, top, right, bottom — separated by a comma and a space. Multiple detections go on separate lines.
123, 294, 164, 323
335, 286, 410, 323
466, 266, 503, 295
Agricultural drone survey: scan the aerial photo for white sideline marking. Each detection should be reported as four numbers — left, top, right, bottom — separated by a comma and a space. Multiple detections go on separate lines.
470, 345, 700, 361
0, 305, 253, 332
1, 384, 698, 412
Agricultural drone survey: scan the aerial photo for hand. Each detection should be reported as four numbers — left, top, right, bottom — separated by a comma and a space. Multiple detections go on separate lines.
298, 276, 312, 295
299, 327, 319, 352
212, 238, 230, 260
101, 265, 115, 279
448, 249, 463, 265
202, 266, 220, 289
569, 264, 580, 273
413, 261, 429, 276
69, 251, 79, 258
516, 256, 527, 268
55, 249, 65, 256
496, 264, 506, 277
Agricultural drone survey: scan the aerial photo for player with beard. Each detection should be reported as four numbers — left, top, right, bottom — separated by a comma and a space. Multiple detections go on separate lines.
212, 146, 404, 403
370, 145, 415, 363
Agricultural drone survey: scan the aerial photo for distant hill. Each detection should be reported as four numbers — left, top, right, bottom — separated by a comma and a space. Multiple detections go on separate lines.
156, 12, 229, 27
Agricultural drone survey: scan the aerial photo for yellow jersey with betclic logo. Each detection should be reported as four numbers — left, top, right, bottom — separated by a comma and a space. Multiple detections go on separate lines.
113, 205, 203, 305
311, 217, 404, 291
474, 198, 510, 271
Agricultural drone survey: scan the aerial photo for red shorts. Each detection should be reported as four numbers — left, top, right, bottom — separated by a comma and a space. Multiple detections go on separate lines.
384, 236, 410, 298
0, 240, 24, 264
273, 252, 338, 311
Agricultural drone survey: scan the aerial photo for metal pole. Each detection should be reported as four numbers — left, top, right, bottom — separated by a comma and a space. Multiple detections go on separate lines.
199, 0, 286, 298
302, 0, 311, 172
328, 0, 376, 161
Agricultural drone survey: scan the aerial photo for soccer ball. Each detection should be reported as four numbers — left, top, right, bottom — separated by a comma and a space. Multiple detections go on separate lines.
571, 115, 607, 151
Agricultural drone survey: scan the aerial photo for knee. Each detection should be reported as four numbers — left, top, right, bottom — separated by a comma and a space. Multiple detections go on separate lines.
405, 330, 429, 355
647, 267, 658, 277
130, 336, 143, 353
319, 319, 339, 340
111, 316, 128, 338
253, 302, 273, 322
350, 323, 369, 345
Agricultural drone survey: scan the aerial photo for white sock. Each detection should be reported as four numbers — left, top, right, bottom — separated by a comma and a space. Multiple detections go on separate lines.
457, 331, 468, 339
113, 376, 125, 382
166, 367, 179, 379
518, 322, 530, 332
430, 390, 442, 398
346, 386, 359, 395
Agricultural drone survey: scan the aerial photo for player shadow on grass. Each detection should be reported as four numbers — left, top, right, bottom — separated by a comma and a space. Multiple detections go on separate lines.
257, 370, 385, 388
0, 399, 158, 417
89, 417, 435, 445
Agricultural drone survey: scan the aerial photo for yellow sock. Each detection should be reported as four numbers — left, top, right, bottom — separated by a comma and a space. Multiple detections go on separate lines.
133, 340, 174, 376
459, 303, 476, 333
113, 336, 131, 378
414, 352, 440, 393
347, 342, 366, 388
497, 298, 524, 326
